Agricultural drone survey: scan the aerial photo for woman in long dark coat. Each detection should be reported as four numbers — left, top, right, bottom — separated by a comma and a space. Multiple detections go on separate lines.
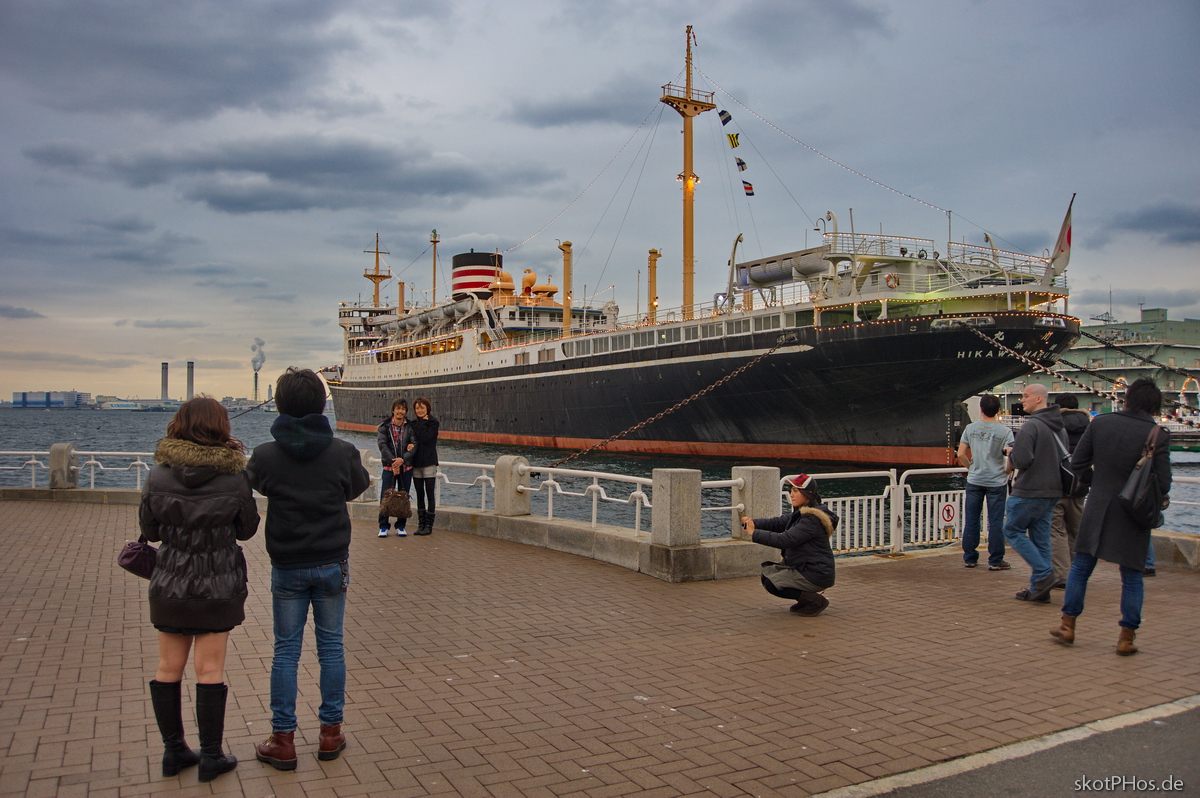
1050, 378, 1171, 655
141, 397, 260, 781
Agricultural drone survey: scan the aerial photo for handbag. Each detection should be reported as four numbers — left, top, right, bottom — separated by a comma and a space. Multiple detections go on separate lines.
1117, 425, 1166, 529
118, 535, 157, 579
380, 488, 412, 519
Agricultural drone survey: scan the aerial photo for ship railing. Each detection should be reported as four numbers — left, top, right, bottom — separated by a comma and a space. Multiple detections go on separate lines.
0, 451, 49, 488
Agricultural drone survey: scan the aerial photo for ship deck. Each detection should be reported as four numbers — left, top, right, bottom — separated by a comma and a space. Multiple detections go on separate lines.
2, 498, 1197, 796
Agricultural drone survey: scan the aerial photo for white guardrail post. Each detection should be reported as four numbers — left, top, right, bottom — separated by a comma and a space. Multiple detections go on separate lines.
731, 466, 781, 540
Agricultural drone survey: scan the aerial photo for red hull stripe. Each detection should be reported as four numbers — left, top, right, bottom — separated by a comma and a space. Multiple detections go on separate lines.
335, 421, 953, 466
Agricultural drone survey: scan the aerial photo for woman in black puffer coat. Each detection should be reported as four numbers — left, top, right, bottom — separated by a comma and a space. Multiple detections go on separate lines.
139, 397, 259, 782
741, 473, 838, 617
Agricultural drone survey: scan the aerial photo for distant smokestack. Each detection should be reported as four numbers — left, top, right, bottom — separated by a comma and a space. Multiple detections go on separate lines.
186, 361, 194, 400
254, 371, 259, 402
161, 362, 168, 401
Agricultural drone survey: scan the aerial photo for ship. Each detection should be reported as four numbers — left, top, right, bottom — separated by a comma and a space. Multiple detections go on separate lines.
324, 28, 1079, 467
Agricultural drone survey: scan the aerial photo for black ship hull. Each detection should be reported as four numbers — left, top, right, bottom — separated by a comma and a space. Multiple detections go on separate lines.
329, 311, 1078, 466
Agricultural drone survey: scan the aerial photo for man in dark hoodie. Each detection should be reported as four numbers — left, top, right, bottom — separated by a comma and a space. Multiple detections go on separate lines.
1050, 394, 1091, 587
246, 368, 370, 770
1003, 383, 1066, 603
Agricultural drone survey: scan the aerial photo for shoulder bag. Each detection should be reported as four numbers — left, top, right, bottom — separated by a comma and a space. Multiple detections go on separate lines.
1037, 417, 1085, 498
1117, 425, 1166, 529
118, 534, 158, 579
380, 488, 412, 519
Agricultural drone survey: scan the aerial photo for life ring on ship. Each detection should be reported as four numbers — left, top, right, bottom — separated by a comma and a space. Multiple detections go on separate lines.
884, 273, 900, 289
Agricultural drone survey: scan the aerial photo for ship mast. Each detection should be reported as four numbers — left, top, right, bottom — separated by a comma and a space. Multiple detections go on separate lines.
660, 26, 715, 320
430, 229, 440, 305
363, 233, 391, 307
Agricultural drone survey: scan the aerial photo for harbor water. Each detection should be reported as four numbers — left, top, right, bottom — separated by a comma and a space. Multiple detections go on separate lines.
2, 408, 1198, 537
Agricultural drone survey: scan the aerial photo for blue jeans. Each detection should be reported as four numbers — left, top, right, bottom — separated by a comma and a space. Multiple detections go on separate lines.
962, 482, 1007, 566
1061, 552, 1143, 629
378, 468, 412, 529
1002, 496, 1057, 588
270, 561, 349, 731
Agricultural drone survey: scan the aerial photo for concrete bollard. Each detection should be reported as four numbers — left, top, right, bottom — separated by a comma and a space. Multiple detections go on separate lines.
495, 455, 531, 516
50, 443, 78, 489
651, 468, 701, 547
731, 466, 781, 539
355, 448, 376, 502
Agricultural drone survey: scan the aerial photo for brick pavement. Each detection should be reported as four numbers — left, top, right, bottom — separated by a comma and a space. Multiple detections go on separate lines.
0, 498, 1197, 797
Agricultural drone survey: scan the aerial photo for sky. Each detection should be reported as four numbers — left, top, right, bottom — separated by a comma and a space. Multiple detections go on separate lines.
1, 0, 1198, 402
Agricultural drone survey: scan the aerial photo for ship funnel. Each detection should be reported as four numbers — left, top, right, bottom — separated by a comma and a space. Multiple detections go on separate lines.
452, 251, 502, 299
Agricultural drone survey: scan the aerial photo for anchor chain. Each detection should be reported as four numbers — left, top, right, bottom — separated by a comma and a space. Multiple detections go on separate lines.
548, 334, 795, 468
959, 324, 1196, 412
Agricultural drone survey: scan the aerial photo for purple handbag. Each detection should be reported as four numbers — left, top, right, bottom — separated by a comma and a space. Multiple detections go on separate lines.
118, 535, 158, 579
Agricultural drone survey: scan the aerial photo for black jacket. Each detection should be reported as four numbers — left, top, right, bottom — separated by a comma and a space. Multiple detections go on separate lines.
1072, 409, 1172, 570
410, 416, 440, 468
247, 414, 371, 569
376, 417, 416, 469
751, 504, 838, 589
140, 438, 259, 630
1060, 408, 1091, 453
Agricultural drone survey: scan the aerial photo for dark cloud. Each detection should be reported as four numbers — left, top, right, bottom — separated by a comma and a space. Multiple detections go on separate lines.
194, 276, 270, 290
132, 319, 208, 329
716, 0, 889, 63
114, 320, 129, 326
96, 231, 201, 267
309, 318, 330, 326
0, 350, 140, 368
82, 214, 156, 234
27, 135, 560, 214
0, 0, 359, 121
510, 73, 659, 128
1112, 201, 1200, 245
0, 305, 45, 319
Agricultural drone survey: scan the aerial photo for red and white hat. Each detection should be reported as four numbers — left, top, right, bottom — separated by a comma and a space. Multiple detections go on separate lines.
783, 473, 820, 499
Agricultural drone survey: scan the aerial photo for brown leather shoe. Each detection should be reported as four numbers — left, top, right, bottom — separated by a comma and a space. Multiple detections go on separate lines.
1049, 613, 1076, 645
318, 724, 347, 761
1116, 627, 1138, 656
255, 731, 297, 770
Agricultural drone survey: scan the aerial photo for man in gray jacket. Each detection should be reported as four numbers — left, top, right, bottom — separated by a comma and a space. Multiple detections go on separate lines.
1003, 383, 1065, 603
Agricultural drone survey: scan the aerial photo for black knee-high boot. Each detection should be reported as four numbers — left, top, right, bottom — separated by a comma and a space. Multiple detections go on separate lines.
149, 680, 200, 777
195, 683, 237, 782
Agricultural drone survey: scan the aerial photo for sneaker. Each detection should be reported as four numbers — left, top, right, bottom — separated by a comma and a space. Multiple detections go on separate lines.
988, 561, 1012, 571
396, 528, 408, 537
964, 562, 978, 569
1144, 567, 1156, 577
378, 528, 389, 538
1014, 588, 1051, 604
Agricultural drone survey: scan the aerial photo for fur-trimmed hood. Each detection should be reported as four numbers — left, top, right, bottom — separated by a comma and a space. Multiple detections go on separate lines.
155, 437, 247, 488
800, 505, 836, 537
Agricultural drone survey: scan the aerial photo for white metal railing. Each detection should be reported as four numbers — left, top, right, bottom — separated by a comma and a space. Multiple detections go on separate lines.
0, 451, 48, 487
518, 464, 654, 531
6, 450, 1197, 548
77, 451, 155, 489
